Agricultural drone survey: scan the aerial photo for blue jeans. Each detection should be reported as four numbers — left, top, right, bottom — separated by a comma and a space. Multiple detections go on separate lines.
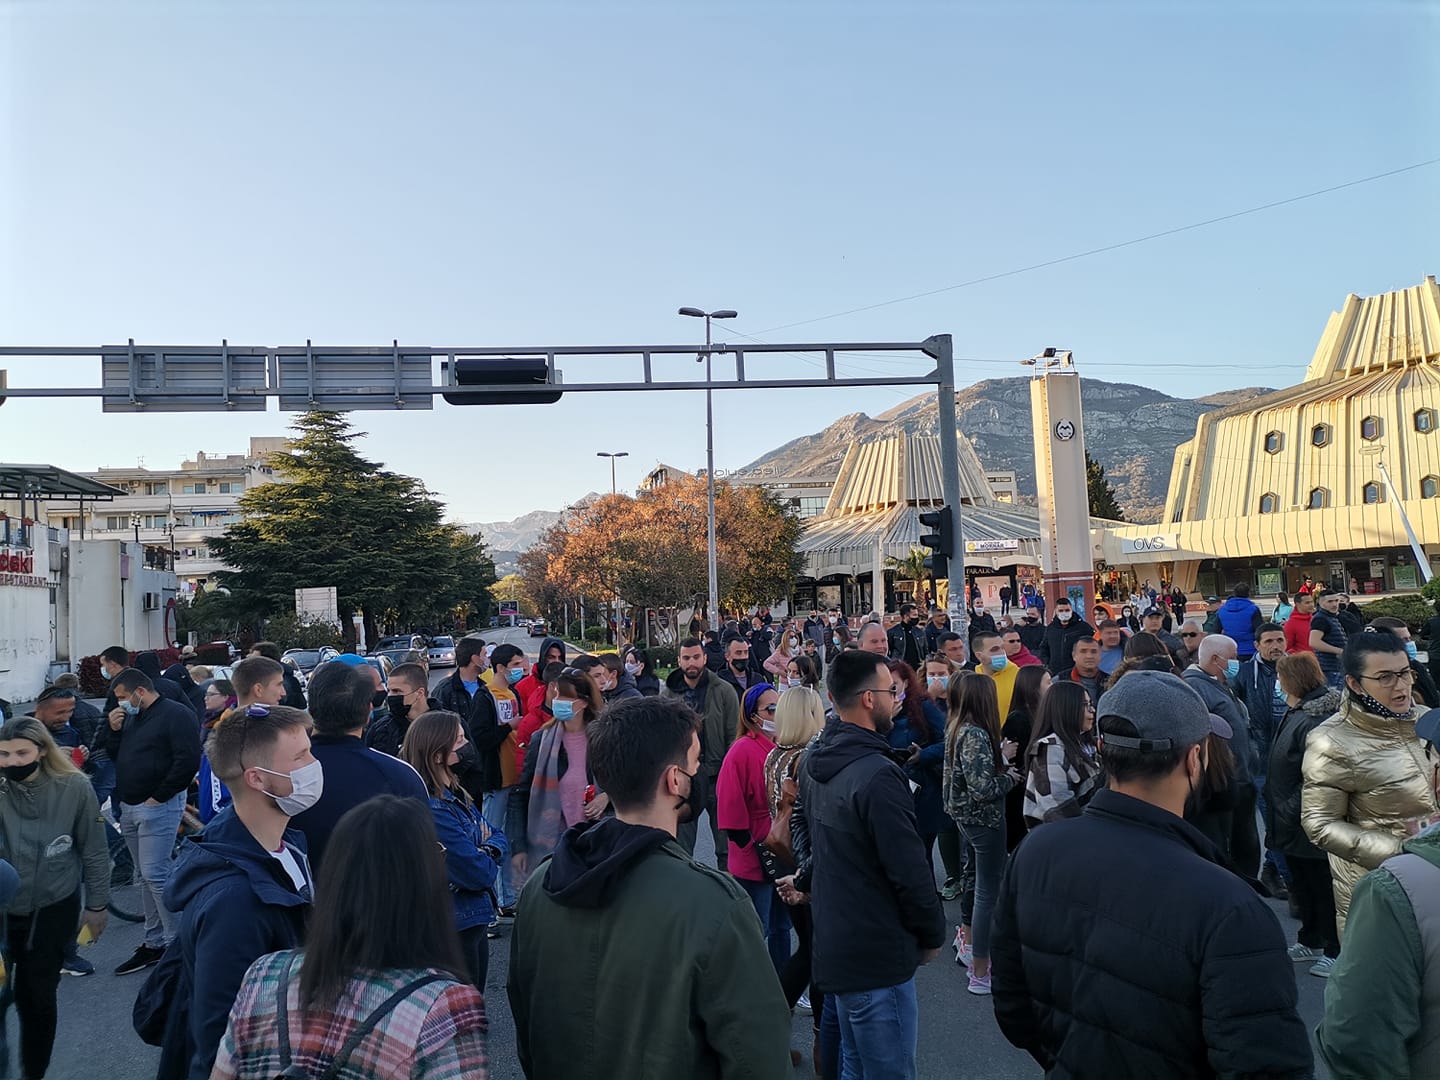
738, 876, 792, 974
820, 993, 841, 1080
119, 791, 184, 948
958, 821, 1006, 961
482, 787, 517, 908
834, 978, 918, 1080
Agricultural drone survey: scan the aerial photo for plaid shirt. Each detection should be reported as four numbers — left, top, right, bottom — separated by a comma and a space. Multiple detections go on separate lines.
212, 950, 487, 1079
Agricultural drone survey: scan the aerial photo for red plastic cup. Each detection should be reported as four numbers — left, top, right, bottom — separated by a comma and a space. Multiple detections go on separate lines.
70, 747, 86, 768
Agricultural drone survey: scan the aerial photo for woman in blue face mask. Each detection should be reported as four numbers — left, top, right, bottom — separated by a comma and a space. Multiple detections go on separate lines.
507, 671, 605, 890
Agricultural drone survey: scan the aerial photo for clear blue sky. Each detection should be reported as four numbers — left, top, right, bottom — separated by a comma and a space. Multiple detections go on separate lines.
3, 1, 1437, 521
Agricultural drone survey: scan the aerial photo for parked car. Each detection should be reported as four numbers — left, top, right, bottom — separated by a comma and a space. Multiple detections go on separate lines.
427, 635, 457, 668
282, 647, 339, 675
373, 634, 425, 653
363, 654, 393, 684
369, 646, 413, 670
529, 620, 548, 638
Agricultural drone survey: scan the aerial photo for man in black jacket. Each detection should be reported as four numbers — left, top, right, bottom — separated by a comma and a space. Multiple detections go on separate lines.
1038, 598, 1095, 675
99, 645, 191, 716
96, 669, 202, 976
886, 603, 927, 667
431, 636, 508, 803
796, 650, 946, 1079
991, 669, 1312, 1078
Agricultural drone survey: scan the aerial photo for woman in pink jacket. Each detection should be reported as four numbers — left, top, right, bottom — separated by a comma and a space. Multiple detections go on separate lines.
716, 682, 789, 972
763, 625, 800, 679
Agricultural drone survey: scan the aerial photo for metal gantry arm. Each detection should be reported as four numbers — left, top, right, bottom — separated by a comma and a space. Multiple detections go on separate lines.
0, 334, 968, 634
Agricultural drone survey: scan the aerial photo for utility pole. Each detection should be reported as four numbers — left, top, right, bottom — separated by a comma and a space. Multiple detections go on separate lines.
931, 335, 968, 641
597, 450, 629, 648
678, 307, 738, 630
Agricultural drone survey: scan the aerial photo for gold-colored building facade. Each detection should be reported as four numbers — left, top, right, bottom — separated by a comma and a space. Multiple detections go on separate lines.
1103, 276, 1440, 596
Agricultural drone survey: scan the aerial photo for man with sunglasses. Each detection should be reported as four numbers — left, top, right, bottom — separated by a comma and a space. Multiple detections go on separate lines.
1176, 621, 1206, 668
1302, 631, 1440, 936
797, 650, 946, 1079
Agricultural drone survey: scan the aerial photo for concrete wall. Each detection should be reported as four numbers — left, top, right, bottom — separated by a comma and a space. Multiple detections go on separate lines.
0, 507, 56, 703
68, 539, 178, 663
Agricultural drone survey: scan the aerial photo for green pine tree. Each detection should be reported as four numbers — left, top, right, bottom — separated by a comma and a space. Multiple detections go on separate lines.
209, 411, 495, 644
1086, 452, 1127, 521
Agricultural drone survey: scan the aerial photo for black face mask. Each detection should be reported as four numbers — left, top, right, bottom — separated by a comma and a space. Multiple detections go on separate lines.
372, 689, 389, 709
3, 761, 39, 783
385, 695, 411, 722
675, 767, 703, 823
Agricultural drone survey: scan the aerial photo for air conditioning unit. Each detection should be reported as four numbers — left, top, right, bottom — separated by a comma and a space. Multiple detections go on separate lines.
142, 592, 161, 611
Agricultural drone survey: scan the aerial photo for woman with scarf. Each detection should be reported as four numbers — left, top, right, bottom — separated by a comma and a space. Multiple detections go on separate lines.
0, 718, 110, 1079
401, 710, 507, 991
716, 683, 789, 973
508, 670, 605, 889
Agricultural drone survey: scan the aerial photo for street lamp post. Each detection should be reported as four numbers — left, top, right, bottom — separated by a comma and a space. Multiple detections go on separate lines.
597, 451, 630, 647
678, 307, 738, 631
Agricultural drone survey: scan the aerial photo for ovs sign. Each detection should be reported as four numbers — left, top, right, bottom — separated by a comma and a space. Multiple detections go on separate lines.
1119, 534, 1180, 555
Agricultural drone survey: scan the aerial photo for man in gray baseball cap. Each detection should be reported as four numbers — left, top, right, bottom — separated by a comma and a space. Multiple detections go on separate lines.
990, 669, 1311, 1077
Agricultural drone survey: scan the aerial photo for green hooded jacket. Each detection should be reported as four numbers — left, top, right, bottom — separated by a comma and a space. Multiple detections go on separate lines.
1318, 826, 1440, 1077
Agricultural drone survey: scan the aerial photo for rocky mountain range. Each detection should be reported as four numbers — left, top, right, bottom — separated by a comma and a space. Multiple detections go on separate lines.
465, 378, 1272, 549
739, 377, 1273, 524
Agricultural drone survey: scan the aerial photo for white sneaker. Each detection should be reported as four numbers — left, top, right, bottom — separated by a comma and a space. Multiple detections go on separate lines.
967, 972, 992, 995
1287, 942, 1320, 962
1310, 956, 1337, 978
953, 926, 972, 968
796, 992, 812, 1014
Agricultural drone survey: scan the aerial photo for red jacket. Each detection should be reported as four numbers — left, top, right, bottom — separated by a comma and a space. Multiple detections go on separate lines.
1284, 610, 1314, 653
1011, 646, 1043, 668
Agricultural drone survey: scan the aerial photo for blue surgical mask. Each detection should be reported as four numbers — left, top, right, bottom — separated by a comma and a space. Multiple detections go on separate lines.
1406, 641, 1419, 661
552, 699, 576, 721
120, 699, 140, 718
990, 655, 1008, 672
927, 675, 948, 691
1225, 659, 1240, 678
832, 636, 841, 647
506, 666, 525, 685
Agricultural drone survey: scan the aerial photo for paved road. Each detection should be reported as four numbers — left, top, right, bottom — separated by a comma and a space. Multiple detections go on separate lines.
32, 626, 1334, 1079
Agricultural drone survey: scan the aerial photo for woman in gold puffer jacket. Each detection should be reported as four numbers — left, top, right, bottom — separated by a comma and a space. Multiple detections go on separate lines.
1301, 632, 1440, 935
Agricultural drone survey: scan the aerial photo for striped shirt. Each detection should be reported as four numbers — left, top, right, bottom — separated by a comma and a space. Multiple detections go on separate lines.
213, 950, 487, 1080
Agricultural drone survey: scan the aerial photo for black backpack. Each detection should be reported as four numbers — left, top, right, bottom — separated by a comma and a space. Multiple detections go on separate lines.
272, 953, 447, 1079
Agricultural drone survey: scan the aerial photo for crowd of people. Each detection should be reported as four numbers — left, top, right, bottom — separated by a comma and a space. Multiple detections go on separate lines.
0, 588, 1437, 1078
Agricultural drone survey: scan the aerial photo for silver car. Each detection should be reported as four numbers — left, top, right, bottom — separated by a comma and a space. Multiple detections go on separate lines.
427, 635, 457, 668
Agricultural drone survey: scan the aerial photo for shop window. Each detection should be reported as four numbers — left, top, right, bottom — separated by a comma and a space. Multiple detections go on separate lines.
1263, 431, 1283, 454
1416, 408, 1437, 433
1307, 487, 1329, 510
1361, 416, 1382, 441
1310, 423, 1332, 448
1258, 493, 1278, 514
1362, 482, 1383, 504
1423, 475, 1439, 499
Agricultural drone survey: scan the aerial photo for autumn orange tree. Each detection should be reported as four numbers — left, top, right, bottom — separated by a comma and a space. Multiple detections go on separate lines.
521, 475, 804, 622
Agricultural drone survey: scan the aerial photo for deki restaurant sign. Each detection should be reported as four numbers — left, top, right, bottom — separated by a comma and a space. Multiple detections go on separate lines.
1, 546, 47, 589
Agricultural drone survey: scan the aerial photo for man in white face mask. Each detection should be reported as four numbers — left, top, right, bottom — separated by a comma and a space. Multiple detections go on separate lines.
1039, 598, 1096, 677
158, 704, 317, 1078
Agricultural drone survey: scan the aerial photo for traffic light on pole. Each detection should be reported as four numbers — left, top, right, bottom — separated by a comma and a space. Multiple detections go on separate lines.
917, 505, 953, 581
442, 357, 563, 405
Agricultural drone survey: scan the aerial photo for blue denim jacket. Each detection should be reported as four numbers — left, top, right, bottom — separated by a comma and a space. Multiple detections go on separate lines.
431, 788, 508, 931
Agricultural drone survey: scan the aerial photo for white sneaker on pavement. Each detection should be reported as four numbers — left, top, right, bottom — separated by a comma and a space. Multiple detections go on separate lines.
796, 992, 812, 1014
1287, 942, 1320, 962
1309, 956, 1337, 978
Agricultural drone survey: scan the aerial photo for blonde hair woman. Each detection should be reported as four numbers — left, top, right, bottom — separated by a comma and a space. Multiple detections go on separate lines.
764, 685, 827, 1033
0, 717, 111, 1078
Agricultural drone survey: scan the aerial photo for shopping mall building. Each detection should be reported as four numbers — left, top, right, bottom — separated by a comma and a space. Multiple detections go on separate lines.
1101, 275, 1440, 598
